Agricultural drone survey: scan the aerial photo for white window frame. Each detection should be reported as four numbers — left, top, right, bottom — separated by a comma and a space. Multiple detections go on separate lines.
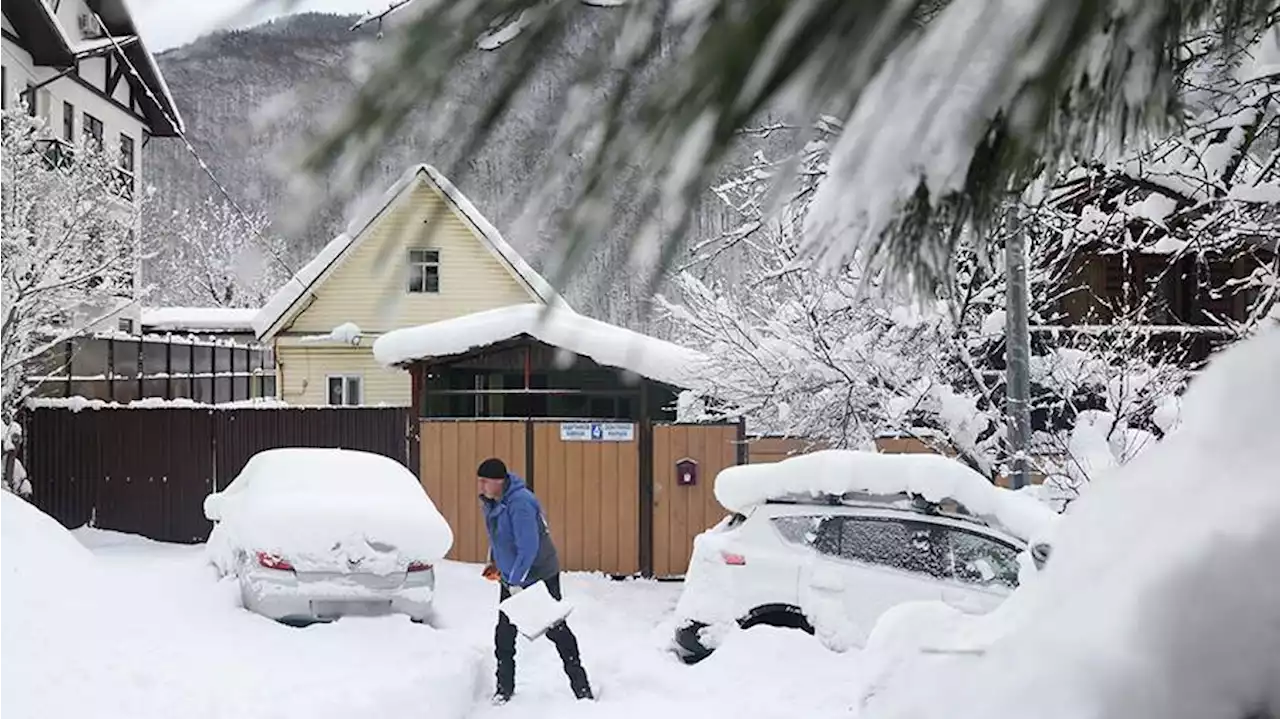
326, 374, 363, 406
407, 248, 440, 294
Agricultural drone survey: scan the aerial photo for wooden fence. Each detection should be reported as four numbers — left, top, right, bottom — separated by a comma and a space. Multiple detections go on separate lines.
419, 419, 742, 577
23, 406, 414, 542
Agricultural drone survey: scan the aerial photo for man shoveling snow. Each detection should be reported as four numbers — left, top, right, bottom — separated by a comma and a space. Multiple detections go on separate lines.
477, 457, 594, 704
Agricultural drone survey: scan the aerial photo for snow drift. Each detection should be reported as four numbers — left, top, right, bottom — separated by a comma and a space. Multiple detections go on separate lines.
860, 326, 1280, 719
713, 450, 1055, 542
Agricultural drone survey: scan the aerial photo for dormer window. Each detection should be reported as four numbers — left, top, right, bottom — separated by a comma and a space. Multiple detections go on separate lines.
407, 248, 440, 293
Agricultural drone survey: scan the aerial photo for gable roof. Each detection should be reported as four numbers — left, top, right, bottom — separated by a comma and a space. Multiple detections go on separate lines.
372, 304, 708, 389
253, 164, 568, 340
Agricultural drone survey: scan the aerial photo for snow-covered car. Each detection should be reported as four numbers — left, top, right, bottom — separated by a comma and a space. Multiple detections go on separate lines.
672, 450, 1055, 663
204, 448, 454, 625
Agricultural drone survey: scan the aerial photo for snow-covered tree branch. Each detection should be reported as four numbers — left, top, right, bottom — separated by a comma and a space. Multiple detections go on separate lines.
142, 197, 293, 308
2, 109, 142, 423
662, 120, 1195, 497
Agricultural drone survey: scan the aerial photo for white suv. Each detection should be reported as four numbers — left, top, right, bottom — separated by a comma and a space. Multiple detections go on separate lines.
672, 491, 1049, 663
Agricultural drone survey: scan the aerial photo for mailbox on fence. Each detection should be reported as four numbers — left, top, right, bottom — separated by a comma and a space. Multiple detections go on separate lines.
675, 457, 698, 487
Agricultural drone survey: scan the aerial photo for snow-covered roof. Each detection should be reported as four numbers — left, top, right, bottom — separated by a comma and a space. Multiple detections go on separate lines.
373, 304, 708, 388
141, 307, 258, 332
253, 164, 566, 339
713, 450, 1056, 543
11, 0, 186, 136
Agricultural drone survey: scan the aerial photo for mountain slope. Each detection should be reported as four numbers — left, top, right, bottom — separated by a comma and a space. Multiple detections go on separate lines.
143, 11, 797, 327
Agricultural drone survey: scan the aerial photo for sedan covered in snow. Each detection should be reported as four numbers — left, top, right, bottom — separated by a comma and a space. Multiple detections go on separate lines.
204, 448, 453, 625
672, 450, 1055, 663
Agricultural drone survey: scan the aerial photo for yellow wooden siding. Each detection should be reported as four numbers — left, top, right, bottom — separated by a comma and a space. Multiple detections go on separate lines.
275, 345, 411, 406
284, 180, 538, 335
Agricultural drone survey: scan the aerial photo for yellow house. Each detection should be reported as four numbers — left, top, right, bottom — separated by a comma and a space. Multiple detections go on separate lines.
253, 164, 566, 405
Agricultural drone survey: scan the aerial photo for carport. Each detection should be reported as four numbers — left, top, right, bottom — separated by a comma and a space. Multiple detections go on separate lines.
374, 305, 743, 578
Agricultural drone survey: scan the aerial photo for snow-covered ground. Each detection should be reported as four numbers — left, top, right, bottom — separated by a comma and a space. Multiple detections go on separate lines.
2, 496, 866, 718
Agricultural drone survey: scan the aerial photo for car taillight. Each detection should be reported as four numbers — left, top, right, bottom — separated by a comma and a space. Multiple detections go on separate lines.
256, 551, 294, 571
407, 561, 433, 572
721, 551, 746, 566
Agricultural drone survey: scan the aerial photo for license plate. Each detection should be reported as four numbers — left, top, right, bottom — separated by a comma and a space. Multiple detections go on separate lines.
311, 600, 393, 618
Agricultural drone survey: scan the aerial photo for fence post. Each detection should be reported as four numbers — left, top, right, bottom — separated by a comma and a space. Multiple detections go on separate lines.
136, 336, 144, 399
165, 336, 173, 400
209, 340, 215, 403
64, 340, 73, 397
188, 337, 196, 401
107, 335, 115, 402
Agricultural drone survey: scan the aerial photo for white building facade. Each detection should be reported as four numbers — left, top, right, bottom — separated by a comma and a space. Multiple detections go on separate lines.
2, 0, 183, 331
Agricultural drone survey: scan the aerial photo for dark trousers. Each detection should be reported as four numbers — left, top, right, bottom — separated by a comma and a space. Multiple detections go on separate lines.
495, 574, 589, 697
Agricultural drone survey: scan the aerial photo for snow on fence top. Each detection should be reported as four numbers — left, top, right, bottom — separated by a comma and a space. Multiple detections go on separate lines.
25, 397, 400, 412
373, 304, 708, 388
714, 449, 1056, 542
141, 307, 258, 333
252, 164, 568, 338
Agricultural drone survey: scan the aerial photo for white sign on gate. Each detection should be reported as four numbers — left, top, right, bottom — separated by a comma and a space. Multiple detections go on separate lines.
559, 422, 635, 442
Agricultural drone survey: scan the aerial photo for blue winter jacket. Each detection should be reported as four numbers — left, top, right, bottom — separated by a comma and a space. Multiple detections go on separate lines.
481, 473, 560, 587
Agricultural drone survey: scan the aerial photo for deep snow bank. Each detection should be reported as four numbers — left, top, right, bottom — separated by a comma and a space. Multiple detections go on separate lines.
861, 328, 1280, 719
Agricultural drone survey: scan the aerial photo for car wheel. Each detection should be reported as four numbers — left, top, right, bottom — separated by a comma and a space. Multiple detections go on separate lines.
738, 605, 814, 634
673, 621, 714, 665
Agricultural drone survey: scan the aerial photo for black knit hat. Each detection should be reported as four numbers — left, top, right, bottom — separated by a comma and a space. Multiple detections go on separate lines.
477, 458, 507, 480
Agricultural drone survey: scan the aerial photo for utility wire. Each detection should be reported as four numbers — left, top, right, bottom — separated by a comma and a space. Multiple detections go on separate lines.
90, 11, 301, 282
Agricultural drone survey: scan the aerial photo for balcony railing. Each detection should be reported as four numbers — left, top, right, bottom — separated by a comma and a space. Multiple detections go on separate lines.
114, 167, 135, 201
36, 138, 76, 169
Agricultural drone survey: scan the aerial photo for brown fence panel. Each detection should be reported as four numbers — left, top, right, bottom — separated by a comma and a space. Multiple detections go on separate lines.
213, 408, 413, 490
419, 420, 526, 564
24, 406, 412, 544
746, 436, 828, 464
532, 422, 640, 576
25, 407, 99, 530
652, 423, 741, 578
25, 408, 216, 543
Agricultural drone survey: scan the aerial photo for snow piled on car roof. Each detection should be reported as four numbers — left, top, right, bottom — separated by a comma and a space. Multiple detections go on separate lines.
205, 448, 453, 570
713, 450, 1055, 543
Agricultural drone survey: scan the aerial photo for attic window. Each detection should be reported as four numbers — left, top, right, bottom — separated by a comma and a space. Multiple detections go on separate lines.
408, 248, 440, 293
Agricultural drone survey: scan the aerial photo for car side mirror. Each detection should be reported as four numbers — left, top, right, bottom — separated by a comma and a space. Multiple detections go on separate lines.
204, 494, 223, 522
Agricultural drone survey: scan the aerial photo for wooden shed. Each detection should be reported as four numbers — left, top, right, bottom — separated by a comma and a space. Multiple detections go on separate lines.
375, 305, 742, 578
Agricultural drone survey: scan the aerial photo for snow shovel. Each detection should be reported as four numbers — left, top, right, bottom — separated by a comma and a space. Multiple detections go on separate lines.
499, 581, 574, 640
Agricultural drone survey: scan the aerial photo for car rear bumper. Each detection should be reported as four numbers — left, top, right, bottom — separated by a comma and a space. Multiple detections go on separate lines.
240, 568, 434, 624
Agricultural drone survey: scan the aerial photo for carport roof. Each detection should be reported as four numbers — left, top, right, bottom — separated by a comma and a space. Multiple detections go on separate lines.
373, 304, 708, 389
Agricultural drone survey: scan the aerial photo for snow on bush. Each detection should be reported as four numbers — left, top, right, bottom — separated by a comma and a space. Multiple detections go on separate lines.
713, 450, 1056, 543
861, 326, 1280, 719
205, 448, 453, 573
